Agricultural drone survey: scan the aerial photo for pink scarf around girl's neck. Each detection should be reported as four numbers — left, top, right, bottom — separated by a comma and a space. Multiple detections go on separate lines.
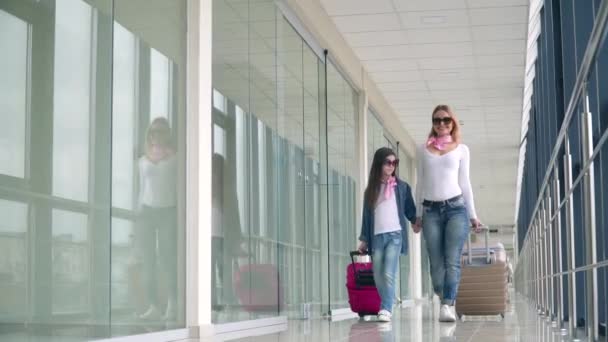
383, 176, 396, 199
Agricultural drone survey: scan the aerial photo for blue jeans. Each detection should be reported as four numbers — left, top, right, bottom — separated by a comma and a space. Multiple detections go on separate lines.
372, 231, 402, 312
421, 195, 469, 305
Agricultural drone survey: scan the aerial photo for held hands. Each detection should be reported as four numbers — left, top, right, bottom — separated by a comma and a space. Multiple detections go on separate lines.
412, 217, 422, 233
470, 218, 482, 233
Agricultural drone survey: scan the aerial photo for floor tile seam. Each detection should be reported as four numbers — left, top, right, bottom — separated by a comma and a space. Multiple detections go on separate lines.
465, 321, 484, 342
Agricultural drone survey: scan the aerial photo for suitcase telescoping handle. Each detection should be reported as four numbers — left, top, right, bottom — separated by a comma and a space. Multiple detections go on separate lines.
466, 225, 490, 265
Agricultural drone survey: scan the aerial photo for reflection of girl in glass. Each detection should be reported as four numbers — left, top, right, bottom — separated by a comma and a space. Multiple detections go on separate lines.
212, 153, 244, 311
137, 117, 178, 321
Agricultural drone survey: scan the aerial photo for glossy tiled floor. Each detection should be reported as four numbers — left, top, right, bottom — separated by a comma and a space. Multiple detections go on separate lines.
193, 294, 587, 342
0, 294, 590, 341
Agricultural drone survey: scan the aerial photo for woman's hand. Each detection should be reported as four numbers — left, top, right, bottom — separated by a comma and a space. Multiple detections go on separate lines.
470, 218, 482, 233
412, 217, 422, 233
357, 241, 368, 253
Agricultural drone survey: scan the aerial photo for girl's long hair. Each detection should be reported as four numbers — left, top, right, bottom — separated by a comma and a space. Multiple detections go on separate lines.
364, 147, 397, 207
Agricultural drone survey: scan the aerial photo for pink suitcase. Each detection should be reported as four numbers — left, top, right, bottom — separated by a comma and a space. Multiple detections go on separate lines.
346, 251, 381, 317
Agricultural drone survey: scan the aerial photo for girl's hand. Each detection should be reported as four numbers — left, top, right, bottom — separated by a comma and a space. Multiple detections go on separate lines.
358, 241, 368, 253
413, 217, 422, 233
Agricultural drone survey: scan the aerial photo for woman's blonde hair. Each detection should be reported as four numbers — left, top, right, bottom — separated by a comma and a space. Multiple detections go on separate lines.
428, 104, 461, 144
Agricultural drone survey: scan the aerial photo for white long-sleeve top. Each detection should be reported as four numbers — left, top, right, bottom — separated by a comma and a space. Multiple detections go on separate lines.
374, 183, 402, 235
138, 154, 177, 208
415, 143, 477, 219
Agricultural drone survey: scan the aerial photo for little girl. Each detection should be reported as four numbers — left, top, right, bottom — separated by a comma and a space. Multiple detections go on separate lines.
358, 147, 417, 322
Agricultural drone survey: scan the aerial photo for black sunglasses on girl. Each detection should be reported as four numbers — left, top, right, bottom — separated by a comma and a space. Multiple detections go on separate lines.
383, 159, 399, 167
432, 117, 453, 125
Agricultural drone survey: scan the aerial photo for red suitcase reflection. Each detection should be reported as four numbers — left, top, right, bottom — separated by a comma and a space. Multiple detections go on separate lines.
234, 264, 284, 312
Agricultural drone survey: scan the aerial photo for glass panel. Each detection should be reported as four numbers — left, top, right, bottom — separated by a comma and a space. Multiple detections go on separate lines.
211, 0, 253, 323
367, 110, 385, 167
303, 44, 323, 317
110, 217, 133, 311
277, 16, 305, 319
0, 200, 28, 321
52, 0, 92, 202
0, 0, 113, 338
248, 0, 279, 321
0, 9, 27, 179
211, 0, 358, 323
112, 0, 187, 331
111, 22, 136, 211
52, 209, 89, 314
150, 48, 170, 122
0, 0, 189, 339
327, 61, 358, 311
326, 62, 346, 310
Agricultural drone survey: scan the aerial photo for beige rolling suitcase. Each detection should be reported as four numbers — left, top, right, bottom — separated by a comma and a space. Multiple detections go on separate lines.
455, 227, 508, 319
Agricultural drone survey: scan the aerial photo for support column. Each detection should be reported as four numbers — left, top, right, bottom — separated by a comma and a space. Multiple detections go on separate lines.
186, 0, 213, 334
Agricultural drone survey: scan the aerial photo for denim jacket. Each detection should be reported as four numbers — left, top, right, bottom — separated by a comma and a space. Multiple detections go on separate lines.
358, 178, 417, 255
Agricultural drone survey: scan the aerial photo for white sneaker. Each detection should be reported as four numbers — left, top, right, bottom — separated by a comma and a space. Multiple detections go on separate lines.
139, 305, 162, 321
439, 304, 456, 322
377, 309, 392, 322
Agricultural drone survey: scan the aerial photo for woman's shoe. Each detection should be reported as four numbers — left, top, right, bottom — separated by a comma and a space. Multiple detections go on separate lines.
439, 304, 456, 322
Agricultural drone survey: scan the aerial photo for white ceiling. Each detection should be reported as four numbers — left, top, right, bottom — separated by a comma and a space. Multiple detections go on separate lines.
321, 0, 528, 226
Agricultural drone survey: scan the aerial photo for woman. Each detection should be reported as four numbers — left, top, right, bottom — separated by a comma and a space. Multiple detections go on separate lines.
137, 117, 178, 321
358, 147, 416, 322
413, 105, 481, 323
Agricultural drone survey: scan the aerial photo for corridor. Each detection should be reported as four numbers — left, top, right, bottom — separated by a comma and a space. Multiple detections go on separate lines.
1, 0, 607, 341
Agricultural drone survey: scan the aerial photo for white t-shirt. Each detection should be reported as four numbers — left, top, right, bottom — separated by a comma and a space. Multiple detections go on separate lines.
374, 183, 401, 235
415, 144, 477, 219
139, 154, 177, 208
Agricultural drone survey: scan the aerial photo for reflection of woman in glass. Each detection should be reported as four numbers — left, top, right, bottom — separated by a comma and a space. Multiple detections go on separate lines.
137, 117, 178, 321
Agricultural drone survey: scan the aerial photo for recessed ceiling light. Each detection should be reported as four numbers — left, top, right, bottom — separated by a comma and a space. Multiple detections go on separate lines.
421, 16, 447, 24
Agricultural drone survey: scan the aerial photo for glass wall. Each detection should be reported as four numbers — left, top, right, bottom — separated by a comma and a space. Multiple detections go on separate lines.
326, 61, 359, 312
0, 0, 187, 339
367, 109, 385, 166
212, 0, 360, 322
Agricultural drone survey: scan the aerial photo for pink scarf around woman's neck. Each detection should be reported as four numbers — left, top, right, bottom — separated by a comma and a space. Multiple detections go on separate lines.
426, 135, 453, 151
